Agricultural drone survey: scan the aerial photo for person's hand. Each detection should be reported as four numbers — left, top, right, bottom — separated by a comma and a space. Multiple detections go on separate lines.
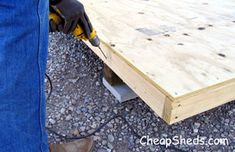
50, 0, 92, 38
49, 6, 62, 32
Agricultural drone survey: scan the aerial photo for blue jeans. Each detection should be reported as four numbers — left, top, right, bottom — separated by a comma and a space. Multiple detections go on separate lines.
0, 0, 49, 151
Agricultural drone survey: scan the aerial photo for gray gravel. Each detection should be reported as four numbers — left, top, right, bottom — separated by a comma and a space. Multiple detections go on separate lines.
46, 33, 235, 152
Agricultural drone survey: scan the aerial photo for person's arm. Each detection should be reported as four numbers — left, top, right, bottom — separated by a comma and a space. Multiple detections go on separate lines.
49, 0, 92, 38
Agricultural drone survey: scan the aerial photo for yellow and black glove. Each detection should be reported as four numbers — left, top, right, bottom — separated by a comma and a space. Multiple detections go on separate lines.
49, 0, 92, 38
49, 6, 61, 32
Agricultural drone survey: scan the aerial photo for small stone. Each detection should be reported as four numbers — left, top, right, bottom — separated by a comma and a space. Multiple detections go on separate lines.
71, 100, 76, 105
49, 118, 56, 125
154, 127, 158, 132
81, 107, 88, 113
150, 146, 156, 151
91, 123, 97, 129
98, 66, 102, 70
72, 130, 80, 136
95, 81, 100, 86
69, 78, 79, 83
107, 143, 113, 149
68, 106, 74, 112
194, 122, 201, 128
76, 109, 81, 115
95, 117, 101, 121
104, 92, 109, 96
102, 140, 107, 145
55, 114, 61, 120
107, 123, 113, 128
225, 119, 230, 124
115, 119, 120, 123
113, 109, 118, 114
97, 148, 107, 152
73, 123, 79, 127
135, 139, 140, 144
102, 106, 109, 112
216, 124, 220, 129
100, 114, 105, 119
60, 108, 66, 114
108, 134, 115, 142
213, 128, 218, 132
65, 115, 72, 121
88, 129, 95, 134
162, 133, 167, 138
80, 126, 86, 132
92, 136, 99, 140
193, 128, 199, 133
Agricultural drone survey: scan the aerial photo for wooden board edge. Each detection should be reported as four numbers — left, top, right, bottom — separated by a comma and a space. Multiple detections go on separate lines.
174, 78, 235, 101
168, 79, 235, 124
86, 41, 171, 121
162, 97, 174, 124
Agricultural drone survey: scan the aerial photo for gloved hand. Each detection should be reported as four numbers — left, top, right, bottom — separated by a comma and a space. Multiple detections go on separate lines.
50, 0, 92, 38
49, 6, 62, 32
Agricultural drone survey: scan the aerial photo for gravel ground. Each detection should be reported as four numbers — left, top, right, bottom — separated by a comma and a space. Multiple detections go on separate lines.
46, 33, 235, 152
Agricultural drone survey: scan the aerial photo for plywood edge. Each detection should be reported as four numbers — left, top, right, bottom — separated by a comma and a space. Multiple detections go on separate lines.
174, 78, 235, 101
168, 79, 235, 124
87, 41, 172, 121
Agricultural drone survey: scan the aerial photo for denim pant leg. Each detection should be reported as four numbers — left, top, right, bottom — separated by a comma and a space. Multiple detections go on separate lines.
0, 0, 48, 152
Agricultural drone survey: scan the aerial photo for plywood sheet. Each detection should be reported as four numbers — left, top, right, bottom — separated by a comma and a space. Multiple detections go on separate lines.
80, 0, 235, 123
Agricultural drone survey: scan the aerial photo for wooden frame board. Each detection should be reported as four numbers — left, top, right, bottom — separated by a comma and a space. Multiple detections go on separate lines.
80, 0, 235, 124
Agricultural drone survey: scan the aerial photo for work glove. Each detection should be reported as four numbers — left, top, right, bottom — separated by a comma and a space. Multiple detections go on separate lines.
49, 6, 62, 32
49, 0, 92, 38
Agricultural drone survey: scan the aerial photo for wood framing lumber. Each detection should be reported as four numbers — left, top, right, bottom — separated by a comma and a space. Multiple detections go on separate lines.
103, 65, 138, 102
103, 64, 123, 85
80, 0, 235, 124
